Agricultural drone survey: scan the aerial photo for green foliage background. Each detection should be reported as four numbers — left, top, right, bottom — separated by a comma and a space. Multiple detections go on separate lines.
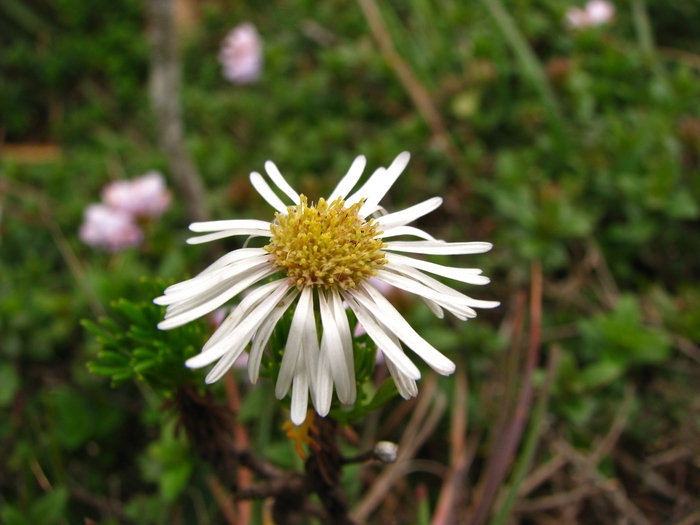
1, 0, 700, 523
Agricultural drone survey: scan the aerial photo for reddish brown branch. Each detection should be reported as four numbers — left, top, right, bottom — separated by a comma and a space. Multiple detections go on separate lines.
468, 261, 542, 525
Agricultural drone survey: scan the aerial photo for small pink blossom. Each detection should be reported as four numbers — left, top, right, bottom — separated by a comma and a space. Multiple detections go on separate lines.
102, 171, 171, 219
219, 23, 263, 84
79, 204, 143, 252
566, 0, 615, 29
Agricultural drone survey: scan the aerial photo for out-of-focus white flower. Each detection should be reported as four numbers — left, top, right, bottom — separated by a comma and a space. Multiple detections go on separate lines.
155, 152, 498, 425
566, 0, 615, 29
102, 171, 171, 219
79, 204, 143, 251
219, 23, 263, 84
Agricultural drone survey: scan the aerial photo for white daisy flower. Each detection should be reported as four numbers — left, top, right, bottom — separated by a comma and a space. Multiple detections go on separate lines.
155, 152, 498, 424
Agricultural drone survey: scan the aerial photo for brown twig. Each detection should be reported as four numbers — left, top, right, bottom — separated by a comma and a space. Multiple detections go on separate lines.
147, 0, 209, 224
207, 475, 238, 525
515, 480, 617, 513
467, 260, 542, 525
431, 369, 470, 525
351, 376, 447, 522
554, 439, 652, 525
355, 0, 463, 166
224, 373, 253, 524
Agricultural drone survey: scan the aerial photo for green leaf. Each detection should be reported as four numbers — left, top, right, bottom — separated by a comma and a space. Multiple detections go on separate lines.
0, 363, 20, 407
579, 361, 624, 390
159, 461, 194, 503
0, 505, 30, 525
28, 486, 69, 525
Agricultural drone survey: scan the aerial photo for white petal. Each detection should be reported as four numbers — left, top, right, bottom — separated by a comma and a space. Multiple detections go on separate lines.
421, 297, 445, 318
342, 292, 422, 380
376, 269, 477, 320
351, 284, 456, 375
385, 355, 418, 399
384, 240, 493, 255
203, 280, 289, 352
378, 226, 436, 241
290, 370, 309, 425
315, 346, 334, 416
264, 161, 301, 204
161, 248, 267, 295
385, 252, 489, 285
329, 289, 356, 402
186, 228, 271, 245
383, 263, 500, 310
301, 292, 320, 399
204, 344, 248, 383
189, 219, 272, 233
250, 171, 288, 213
358, 152, 411, 217
155, 256, 271, 305
275, 287, 312, 399
329, 155, 366, 201
158, 266, 277, 329
375, 197, 443, 229
319, 289, 353, 404
184, 280, 292, 369
247, 288, 299, 383
344, 167, 385, 207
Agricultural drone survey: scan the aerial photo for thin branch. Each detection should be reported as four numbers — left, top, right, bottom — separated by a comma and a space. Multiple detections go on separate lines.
351, 377, 447, 522
431, 369, 470, 525
147, 0, 209, 223
467, 260, 542, 525
355, 0, 462, 166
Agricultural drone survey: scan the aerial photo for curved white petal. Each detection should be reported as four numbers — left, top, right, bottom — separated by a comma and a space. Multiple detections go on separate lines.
342, 292, 422, 380
184, 280, 292, 368
385, 252, 489, 285
203, 280, 291, 352
329, 289, 356, 402
375, 197, 443, 229
290, 370, 310, 425
378, 226, 436, 241
384, 240, 493, 255
315, 343, 334, 416
375, 269, 477, 320
247, 287, 299, 383
264, 161, 301, 204
329, 155, 366, 201
250, 171, 288, 213
155, 256, 271, 306
319, 289, 354, 404
189, 219, 272, 233
158, 266, 277, 329
186, 228, 272, 245
351, 284, 456, 376
358, 152, 411, 216
160, 248, 267, 296
345, 167, 385, 207
275, 287, 313, 399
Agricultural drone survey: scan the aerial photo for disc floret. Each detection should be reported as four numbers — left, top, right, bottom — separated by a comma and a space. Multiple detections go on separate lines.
265, 195, 387, 289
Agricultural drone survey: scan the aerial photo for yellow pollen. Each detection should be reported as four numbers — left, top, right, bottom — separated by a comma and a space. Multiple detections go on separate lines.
264, 195, 387, 290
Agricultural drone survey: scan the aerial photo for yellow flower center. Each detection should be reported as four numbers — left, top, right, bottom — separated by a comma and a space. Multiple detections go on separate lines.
264, 195, 387, 290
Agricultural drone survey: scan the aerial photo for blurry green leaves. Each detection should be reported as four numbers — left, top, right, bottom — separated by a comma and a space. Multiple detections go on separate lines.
139, 419, 195, 503
84, 280, 207, 397
0, 363, 20, 407
579, 295, 671, 367
44, 385, 124, 451
0, 486, 69, 525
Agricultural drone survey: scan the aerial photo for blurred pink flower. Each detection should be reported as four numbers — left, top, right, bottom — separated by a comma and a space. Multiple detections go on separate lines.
102, 171, 171, 219
566, 0, 615, 29
79, 204, 143, 251
219, 23, 263, 84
